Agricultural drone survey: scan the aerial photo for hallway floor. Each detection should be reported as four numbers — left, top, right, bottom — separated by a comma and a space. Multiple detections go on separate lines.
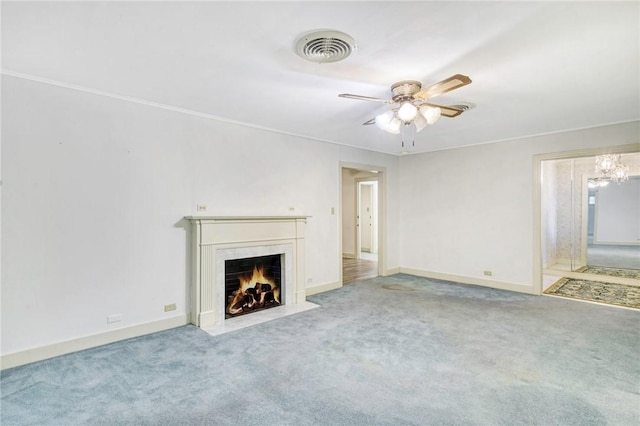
343, 254, 378, 283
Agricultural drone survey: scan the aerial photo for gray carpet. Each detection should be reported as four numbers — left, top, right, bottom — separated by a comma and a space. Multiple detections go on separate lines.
587, 243, 640, 270
2, 274, 639, 425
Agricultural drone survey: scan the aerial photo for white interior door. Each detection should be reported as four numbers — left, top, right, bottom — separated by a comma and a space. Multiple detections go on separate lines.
360, 183, 373, 253
357, 181, 378, 256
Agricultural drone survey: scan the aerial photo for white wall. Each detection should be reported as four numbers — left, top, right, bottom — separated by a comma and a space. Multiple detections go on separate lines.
398, 121, 640, 291
541, 160, 558, 267
1, 76, 399, 356
3, 73, 637, 360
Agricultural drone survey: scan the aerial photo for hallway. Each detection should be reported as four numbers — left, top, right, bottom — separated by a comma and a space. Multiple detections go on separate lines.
343, 255, 378, 284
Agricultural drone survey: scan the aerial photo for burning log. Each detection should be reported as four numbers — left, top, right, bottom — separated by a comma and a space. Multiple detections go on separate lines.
225, 266, 280, 317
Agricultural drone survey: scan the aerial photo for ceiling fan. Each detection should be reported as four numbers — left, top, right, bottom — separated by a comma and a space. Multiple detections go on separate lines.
338, 74, 472, 135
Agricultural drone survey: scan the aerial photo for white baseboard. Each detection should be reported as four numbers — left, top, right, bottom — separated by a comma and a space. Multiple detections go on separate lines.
383, 267, 401, 276
1, 314, 189, 370
399, 267, 535, 295
342, 252, 356, 259
305, 281, 341, 296
592, 240, 640, 246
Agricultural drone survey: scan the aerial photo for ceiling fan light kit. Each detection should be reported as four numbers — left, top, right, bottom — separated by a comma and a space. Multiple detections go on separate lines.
375, 111, 401, 134
397, 102, 418, 122
339, 74, 473, 144
421, 105, 442, 125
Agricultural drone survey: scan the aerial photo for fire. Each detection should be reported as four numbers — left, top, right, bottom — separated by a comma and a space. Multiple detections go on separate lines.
238, 265, 275, 292
226, 265, 280, 316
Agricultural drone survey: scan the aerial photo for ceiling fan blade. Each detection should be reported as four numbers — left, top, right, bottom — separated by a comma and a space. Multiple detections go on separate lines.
414, 74, 472, 100
362, 118, 376, 125
421, 103, 465, 118
338, 93, 392, 103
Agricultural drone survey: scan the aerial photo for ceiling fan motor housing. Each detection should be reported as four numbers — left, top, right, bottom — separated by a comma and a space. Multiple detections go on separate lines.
391, 80, 422, 102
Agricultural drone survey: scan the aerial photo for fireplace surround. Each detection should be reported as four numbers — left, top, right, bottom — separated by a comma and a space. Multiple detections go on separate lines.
186, 216, 309, 328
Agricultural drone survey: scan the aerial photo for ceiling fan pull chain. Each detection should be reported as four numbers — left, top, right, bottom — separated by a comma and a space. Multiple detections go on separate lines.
412, 125, 416, 147
401, 124, 406, 147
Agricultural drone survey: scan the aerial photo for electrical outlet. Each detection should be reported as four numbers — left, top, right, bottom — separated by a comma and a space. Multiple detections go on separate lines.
196, 204, 208, 212
107, 314, 122, 324
164, 303, 177, 312
331, 207, 335, 215
483, 270, 493, 277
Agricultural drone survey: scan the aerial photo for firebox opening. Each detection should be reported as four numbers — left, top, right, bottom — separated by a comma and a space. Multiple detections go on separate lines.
225, 254, 282, 319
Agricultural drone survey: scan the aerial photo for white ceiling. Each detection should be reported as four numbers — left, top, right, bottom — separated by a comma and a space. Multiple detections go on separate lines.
2, 1, 639, 155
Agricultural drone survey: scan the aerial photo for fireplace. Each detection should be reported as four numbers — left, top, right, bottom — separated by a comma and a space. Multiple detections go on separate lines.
186, 216, 311, 330
225, 254, 282, 318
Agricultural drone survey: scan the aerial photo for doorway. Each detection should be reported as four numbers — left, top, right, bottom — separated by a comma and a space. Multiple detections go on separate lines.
340, 165, 384, 284
357, 179, 378, 260
535, 148, 640, 295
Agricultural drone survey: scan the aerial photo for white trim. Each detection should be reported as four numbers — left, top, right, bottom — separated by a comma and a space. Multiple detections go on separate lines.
399, 120, 640, 155
591, 241, 640, 246
400, 268, 535, 295
1, 70, 396, 156
383, 267, 402, 276
0, 315, 188, 370
339, 162, 388, 280
4, 69, 638, 158
305, 281, 342, 296
342, 252, 356, 259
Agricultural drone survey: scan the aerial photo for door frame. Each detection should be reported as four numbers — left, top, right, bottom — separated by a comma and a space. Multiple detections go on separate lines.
532, 143, 639, 295
339, 162, 387, 286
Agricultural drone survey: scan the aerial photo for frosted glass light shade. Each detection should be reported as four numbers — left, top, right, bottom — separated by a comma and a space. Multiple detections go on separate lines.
413, 113, 428, 132
420, 105, 441, 124
387, 117, 402, 134
397, 102, 418, 122
375, 111, 394, 130
375, 111, 401, 134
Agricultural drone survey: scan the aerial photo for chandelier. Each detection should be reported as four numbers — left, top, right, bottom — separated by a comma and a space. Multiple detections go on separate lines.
587, 177, 610, 189
594, 154, 629, 184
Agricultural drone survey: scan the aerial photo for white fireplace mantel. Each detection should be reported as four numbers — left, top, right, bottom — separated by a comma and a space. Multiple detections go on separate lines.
186, 216, 309, 328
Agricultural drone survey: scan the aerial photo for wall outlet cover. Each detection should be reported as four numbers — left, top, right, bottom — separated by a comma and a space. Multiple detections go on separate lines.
107, 314, 122, 324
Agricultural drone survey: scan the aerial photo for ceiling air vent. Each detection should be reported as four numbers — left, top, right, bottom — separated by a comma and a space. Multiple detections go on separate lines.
295, 30, 357, 63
